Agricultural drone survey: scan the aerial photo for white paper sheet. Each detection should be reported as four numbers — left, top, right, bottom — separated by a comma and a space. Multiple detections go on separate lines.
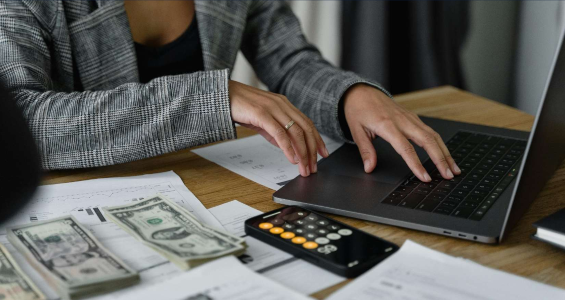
209, 200, 345, 295
192, 135, 344, 190
327, 240, 565, 300
0, 171, 222, 299
94, 256, 313, 300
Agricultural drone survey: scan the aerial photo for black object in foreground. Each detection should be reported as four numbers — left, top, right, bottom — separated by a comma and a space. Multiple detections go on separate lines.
0, 85, 41, 223
532, 207, 565, 251
245, 205, 398, 278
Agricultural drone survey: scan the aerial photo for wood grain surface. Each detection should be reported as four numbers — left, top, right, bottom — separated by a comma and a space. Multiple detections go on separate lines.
41, 86, 565, 298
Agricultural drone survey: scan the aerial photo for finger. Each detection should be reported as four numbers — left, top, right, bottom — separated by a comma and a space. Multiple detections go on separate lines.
257, 113, 299, 167
269, 109, 310, 177
376, 123, 431, 182
351, 125, 377, 173
431, 128, 461, 175
287, 104, 329, 158
405, 125, 454, 180
285, 109, 320, 173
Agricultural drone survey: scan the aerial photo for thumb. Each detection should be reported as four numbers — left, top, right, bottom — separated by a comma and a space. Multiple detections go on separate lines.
351, 126, 377, 173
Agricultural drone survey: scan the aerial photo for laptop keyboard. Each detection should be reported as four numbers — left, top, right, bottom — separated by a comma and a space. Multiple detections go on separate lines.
381, 131, 526, 221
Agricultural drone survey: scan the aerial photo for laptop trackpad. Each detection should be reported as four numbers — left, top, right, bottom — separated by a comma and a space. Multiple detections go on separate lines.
319, 138, 429, 185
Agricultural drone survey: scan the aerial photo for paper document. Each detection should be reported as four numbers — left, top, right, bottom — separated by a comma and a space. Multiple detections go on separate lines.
95, 256, 313, 300
327, 240, 565, 300
0, 171, 222, 299
193, 134, 344, 190
209, 200, 345, 295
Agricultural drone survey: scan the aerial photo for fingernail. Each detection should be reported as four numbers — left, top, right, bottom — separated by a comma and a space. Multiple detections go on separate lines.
312, 163, 318, 173
324, 148, 329, 157
294, 155, 300, 164
424, 172, 432, 182
364, 160, 370, 172
446, 168, 454, 179
306, 165, 311, 176
454, 164, 461, 174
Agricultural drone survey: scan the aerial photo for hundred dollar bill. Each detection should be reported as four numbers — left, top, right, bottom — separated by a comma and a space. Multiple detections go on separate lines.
7, 216, 139, 299
0, 243, 45, 300
102, 196, 246, 269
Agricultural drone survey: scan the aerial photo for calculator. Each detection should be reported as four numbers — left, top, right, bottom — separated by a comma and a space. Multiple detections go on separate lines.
244, 206, 399, 278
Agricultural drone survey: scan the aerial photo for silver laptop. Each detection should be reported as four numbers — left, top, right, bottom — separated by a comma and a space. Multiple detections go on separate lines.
273, 29, 565, 244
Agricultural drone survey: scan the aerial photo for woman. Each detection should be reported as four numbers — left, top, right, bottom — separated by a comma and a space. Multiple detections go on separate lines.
0, 0, 459, 182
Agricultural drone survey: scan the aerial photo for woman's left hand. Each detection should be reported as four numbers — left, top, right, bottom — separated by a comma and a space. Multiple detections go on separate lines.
343, 84, 461, 182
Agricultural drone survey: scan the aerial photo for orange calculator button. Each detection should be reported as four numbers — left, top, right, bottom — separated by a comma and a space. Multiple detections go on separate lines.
280, 232, 296, 239
259, 223, 273, 230
303, 241, 319, 249
269, 227, 284, 234
291, 237, 307, 244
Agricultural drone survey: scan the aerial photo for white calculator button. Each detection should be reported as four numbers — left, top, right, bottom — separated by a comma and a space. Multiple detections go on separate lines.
327, 233, 341, 240
315, 237, 330, 245
338, 229, 353, 236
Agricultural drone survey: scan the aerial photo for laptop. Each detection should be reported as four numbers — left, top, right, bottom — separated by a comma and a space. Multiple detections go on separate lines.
273, 30, 565, 244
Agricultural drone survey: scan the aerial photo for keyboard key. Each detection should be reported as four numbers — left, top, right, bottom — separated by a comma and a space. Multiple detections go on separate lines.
509, 149, 522, 155
395, 186, 414, 193
496, 164, 511, 170
469, 208, 488, 221
413, 187, 432, 195
440, 200, 458, 207
500, 158, 516, 165
448, 176, 464, 183
466, 195, 485, 202
462, 178, 480, 185
398, 194, 426, 209
486, 154, 501, 160
467, 173, 484, 180
480, 178, 496, 185
476, 184, 494, 191
470, 190, 488, 197
460, 161, 476, 168
416, 199, 441, 212
491, 168, 506, 175
438, 181, 457, 189
434, 206, 455, 215
466, 134, 487, 143
447, 195, 465, 202
419, 183, 436, 189
461, 201, 478, 208
470, 152, 485, 159
481, 158, 497, 165
490, 149, 506, 155
486, 173, 502, 180
402, 180, 420, 188
458, 184, 475, 191
453, 152, 467, 159
428, 193, 447, 201
452, 207, 475, 218
435, 188, 451, 195
430, 170, 443, 179
389, 192, 407, 199
452, 189, 469, 197
477, 163, 494, 170
504, 154, 520, 160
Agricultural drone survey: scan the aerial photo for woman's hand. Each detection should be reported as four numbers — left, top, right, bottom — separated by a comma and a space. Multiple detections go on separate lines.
343, 84, 461, 182
229, 80, 329, 177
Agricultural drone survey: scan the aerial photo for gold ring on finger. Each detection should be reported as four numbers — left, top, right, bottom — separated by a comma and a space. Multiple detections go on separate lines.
284, 120, 295, 131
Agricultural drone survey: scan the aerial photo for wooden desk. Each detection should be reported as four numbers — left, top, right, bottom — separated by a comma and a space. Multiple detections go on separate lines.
42, 86, 565, 298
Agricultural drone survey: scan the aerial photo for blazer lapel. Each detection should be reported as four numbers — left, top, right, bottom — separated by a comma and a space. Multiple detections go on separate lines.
68, 0, 138, 91
195, 1, 247, 73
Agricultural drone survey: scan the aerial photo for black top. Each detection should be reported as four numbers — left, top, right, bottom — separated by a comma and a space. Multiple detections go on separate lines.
134, 18, 204, 84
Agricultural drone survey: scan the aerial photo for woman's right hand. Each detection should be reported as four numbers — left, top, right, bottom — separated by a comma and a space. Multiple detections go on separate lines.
229, 80, 329, 177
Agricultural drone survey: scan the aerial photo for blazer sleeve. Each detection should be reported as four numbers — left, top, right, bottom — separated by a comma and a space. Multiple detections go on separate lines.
240, 1, 392, 143
0, 2, 235, 170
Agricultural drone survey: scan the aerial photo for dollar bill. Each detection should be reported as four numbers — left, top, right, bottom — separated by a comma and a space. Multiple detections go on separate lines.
7, 216, 139, 299
0, 243, 45, 300
103, 195, 246, 269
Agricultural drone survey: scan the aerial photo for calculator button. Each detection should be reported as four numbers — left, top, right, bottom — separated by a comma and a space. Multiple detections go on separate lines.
303, 241, 318, 249
315, 237, 330, 245
259, 223, 273, 230
305, 224, 318, 230
328, 225, 340, 231
316, 229, 328, 235
327, 233, 341, 240
291, 237, 306, 244
294, 220, 306, 225
271, 219, 284, 226
296, 212, 307, 217
316, 220, 329, 226
337, 229, 352, 236
305, 233, 318, 240
306, 215, 318, 221
282, 224, 295, 230
294, 228, 305, 234
280, 232, 295, 239
269, 227, 284, 234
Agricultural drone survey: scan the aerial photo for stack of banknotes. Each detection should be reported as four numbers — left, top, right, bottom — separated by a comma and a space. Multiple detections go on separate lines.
6, 216, 140, 300
0, 243, 45, 300
102, 195, 247, 270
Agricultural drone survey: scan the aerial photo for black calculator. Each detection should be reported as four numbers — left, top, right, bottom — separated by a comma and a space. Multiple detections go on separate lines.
244, 206, 399, 278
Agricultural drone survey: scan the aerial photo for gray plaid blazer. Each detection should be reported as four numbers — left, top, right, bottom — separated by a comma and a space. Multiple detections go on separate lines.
0, 0, 390, 170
